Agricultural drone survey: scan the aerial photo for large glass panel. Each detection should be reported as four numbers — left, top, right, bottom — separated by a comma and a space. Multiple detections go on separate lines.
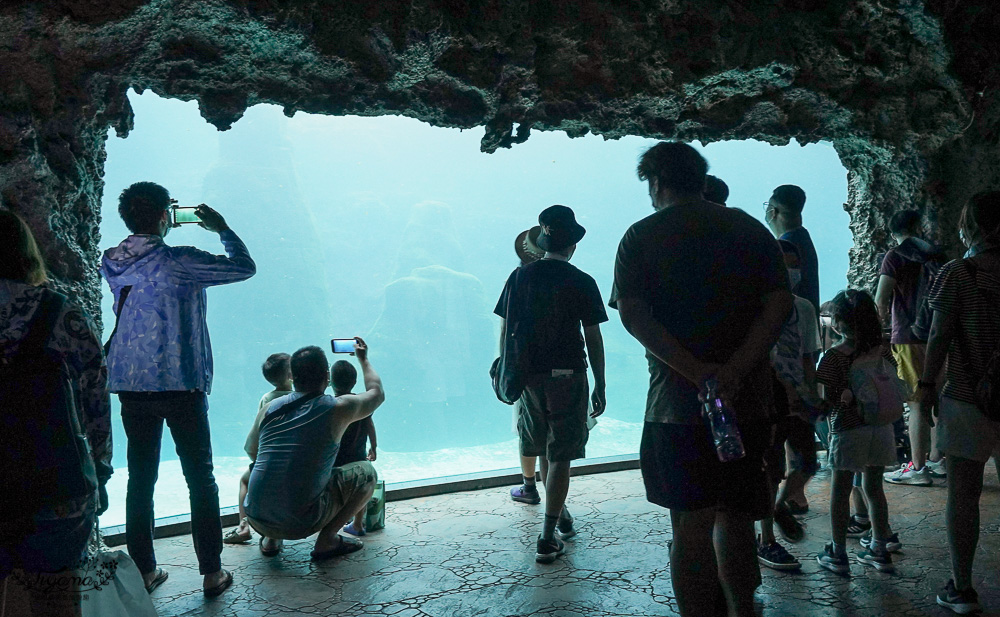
97, 91, 849, 525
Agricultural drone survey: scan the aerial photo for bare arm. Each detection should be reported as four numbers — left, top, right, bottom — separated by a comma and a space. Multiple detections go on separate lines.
874, 274, 895, 325
917, 309, 957, 422
618, 297, 715, 386
583, 324, 606, 416
365, 416, 378, 460
337, 338, 386, 425
499, 318, 506, 356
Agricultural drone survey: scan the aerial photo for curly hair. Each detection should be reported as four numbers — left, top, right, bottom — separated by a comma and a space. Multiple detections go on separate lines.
828, 289, 882, 355
118, 182, 170, 234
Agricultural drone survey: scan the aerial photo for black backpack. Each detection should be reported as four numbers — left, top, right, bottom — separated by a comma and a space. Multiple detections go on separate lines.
0, 291, 98, 521
900, 241, 946, 342
490, 268, 532, 405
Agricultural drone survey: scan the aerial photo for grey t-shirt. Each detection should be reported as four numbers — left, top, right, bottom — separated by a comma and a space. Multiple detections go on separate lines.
609, 202, 788, 425
245, 393, 342, 532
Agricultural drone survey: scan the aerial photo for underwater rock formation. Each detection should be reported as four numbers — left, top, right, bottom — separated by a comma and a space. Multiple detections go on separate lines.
2, 1, 1000, 316
369, 264, 499, 450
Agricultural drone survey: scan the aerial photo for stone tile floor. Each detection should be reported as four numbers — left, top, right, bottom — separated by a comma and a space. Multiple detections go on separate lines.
149, 459, 1000, 617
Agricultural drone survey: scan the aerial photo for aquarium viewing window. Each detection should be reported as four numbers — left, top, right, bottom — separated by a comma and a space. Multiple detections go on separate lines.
96, 90, 850, 527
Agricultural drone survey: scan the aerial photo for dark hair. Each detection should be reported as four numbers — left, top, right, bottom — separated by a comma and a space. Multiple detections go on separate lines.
331, 360, 358, 394
119, 182, 170, 234
0, 209, 48, 285
290, 346, 329, 391
704, 175, 729, 205
889, 210, 923, 237
771, 185, 806, 214
637, 142, 708, 195
261, 353, 291, 387
828, 289, 882, 355
960, 191, 1000, 248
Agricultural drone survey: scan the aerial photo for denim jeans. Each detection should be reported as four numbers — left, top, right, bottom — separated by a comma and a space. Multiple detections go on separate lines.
120, 391, 222, 575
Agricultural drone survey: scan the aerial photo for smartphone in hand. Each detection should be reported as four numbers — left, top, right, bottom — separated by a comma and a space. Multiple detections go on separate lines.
331, 338, 356, 354
171, 205, 202, 226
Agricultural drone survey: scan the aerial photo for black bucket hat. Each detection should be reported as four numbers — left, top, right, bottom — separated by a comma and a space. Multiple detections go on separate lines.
536, 205, 586, 252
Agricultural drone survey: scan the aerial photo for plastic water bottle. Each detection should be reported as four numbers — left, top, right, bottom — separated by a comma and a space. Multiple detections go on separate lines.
703, 379, 746, 462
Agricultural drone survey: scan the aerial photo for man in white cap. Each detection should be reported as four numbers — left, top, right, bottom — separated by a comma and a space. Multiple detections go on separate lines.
494, 205, 608, 563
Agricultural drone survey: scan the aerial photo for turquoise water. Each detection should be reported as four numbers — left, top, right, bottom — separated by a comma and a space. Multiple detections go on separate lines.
97, 90, 849, 525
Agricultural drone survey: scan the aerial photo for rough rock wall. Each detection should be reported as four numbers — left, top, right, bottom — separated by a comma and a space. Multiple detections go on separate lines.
1, 0, 996, 321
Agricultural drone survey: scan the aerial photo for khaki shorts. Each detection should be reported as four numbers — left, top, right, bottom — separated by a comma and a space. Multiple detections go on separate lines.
828, 424, 898, 472
938, 396, 1000, 463
248, 461, 377, 540
517, 372, 589, 462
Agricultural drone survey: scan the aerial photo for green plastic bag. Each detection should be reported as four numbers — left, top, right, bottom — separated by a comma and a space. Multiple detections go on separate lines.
364, 480, 386, 531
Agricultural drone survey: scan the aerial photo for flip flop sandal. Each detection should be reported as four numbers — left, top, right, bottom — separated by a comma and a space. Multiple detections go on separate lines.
223, 527, 252, 544
144, 568, 168, 593
259, 536, 283, 557
204, 569, 234, 597
310, 535, 363, 560
343, 522, 366, 537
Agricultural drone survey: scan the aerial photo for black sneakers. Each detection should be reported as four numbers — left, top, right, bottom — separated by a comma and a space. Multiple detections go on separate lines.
535, 536, 565, 564
937, 579, 981, 614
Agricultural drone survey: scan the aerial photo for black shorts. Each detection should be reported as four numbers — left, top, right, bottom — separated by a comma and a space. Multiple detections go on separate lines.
640, 420, 773, 521
764, 415, 819, 483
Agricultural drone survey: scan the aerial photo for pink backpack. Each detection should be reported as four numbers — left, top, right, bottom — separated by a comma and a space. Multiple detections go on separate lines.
848, 353, 907, 426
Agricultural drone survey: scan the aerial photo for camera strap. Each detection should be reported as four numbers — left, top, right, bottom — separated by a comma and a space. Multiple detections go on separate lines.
102, 285, 133, 357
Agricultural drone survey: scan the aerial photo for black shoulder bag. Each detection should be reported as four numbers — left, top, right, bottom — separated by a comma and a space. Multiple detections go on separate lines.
103, 285, 133, 356
490, 268, 532, 405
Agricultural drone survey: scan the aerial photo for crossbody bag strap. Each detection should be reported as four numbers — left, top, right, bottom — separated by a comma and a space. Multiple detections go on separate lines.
258, 392, 324, 432
102, 285, 133, 356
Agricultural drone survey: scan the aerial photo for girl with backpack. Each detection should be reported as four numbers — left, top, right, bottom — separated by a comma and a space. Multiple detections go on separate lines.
815, 290, 903, 574
918, 192, 1000, 615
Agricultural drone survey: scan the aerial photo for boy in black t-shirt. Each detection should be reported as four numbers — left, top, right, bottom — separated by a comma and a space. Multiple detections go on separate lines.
330, 360, 378, 536
494, 205, 608, 564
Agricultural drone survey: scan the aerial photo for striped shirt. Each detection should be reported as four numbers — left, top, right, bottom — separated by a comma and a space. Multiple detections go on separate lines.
927, 257, 1000, 405
817, 345, 897, 433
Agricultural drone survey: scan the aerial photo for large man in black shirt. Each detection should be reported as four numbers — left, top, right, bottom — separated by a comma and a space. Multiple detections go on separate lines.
494, 205, 608, 564
610, 143, 792, 617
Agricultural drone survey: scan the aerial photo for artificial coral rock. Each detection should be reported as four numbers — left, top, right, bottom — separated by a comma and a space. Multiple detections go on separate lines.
1, 0, 998, 318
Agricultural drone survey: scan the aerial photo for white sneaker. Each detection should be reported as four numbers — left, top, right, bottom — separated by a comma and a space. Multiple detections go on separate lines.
926, 459, 947, 479
884, 462, 933, 486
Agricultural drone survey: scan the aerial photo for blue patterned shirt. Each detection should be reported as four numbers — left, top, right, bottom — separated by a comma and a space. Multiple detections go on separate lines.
100, 230, 256, 393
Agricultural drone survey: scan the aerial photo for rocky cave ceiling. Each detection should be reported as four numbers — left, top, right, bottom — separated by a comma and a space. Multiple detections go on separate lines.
1, 0, 999, 320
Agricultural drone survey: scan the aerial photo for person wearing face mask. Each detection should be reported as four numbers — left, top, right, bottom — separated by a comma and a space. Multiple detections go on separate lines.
755, 240, 823, 571
874, 210, 948, 487
101, 182, 256, 597
918, 192, 1000, 614
765, 185, 820, 314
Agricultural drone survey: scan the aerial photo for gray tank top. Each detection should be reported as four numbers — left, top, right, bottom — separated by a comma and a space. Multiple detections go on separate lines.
245, 393, 341, 531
